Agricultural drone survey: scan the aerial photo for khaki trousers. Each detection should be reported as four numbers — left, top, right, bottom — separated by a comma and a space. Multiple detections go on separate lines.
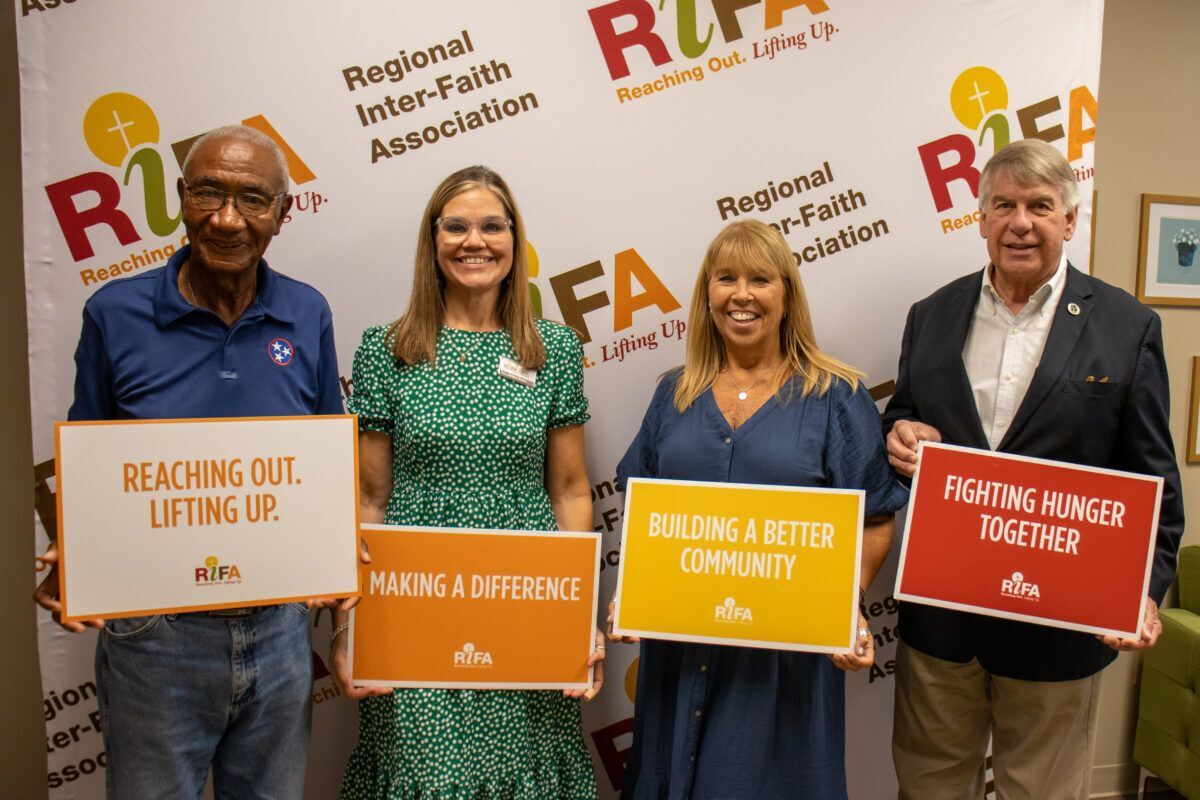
892, 642, 1102, 800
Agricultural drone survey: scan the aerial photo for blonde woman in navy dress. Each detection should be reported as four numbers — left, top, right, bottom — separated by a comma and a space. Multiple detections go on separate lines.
613, 219, 907, 799
330, 166, 604, 798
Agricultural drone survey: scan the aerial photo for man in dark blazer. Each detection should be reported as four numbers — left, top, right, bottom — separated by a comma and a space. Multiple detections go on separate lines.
883, 139, 1183, 800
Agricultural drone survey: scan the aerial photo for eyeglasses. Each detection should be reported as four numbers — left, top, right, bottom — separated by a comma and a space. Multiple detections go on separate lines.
434, 216, 513, 240
183, 184, 286, 217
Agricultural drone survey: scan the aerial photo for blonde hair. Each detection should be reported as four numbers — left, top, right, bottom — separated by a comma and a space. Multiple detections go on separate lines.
388, 166, 545, 369
673, 219, 862, 412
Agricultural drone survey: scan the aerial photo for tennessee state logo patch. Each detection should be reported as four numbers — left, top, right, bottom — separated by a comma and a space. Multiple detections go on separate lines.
268, 337, 294, 366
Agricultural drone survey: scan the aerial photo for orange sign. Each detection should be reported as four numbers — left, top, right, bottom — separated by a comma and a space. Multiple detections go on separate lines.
350, 525, 601, 689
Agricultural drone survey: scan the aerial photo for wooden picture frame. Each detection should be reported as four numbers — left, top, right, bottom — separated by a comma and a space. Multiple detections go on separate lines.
1188, 357, 1200, 464
1137, 194, 1200, 306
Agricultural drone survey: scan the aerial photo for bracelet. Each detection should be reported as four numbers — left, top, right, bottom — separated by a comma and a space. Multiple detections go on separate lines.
329, 621, 351, 650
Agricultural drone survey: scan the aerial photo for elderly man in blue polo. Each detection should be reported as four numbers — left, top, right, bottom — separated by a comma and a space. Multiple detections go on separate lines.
34, 125, 342, 799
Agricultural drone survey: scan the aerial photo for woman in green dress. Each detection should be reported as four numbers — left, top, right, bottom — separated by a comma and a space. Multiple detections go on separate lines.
330, 166, 604, 798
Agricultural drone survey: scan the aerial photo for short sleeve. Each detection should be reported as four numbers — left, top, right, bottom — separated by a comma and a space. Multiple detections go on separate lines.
67, 305, 115, 421
345, 325, 396, 435
541, 322, 590, 429
615, 371, 678, 489
826, 382, 909, 516
314, 304, 345, 415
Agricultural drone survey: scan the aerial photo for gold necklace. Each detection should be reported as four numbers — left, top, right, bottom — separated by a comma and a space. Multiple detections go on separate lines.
723, 370, 765, 401
443, 327, 488, 363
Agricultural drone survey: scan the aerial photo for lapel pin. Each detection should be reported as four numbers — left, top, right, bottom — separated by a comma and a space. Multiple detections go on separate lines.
1067, 302, 1081, 316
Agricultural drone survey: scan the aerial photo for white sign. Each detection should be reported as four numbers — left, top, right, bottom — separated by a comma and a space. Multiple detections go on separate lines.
55, 415, 360, 620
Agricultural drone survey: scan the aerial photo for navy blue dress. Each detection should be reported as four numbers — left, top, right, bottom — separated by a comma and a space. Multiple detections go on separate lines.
616, 372, 908, 800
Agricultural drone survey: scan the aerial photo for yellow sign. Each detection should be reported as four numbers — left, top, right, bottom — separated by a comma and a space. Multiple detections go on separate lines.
613, 478, 863, 651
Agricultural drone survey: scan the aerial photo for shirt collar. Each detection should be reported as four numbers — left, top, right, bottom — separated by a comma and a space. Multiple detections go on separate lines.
978, 251, 1068, 316
153, 245, 296, 328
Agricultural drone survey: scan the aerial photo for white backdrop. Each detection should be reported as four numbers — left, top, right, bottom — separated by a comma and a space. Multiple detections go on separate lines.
17, 1, 1102, 796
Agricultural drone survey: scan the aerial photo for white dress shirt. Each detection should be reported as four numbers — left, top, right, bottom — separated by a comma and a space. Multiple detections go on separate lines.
962, 253, 1068, 450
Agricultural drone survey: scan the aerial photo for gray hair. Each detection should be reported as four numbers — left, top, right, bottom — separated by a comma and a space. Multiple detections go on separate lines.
181, 125, 290, 193
978, 138, 1079, 212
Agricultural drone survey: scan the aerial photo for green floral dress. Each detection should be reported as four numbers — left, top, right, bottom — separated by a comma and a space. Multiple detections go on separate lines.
341, 319, 597, 799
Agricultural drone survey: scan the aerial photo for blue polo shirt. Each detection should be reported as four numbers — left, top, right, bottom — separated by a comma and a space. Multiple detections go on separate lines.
69, 245, 343, 421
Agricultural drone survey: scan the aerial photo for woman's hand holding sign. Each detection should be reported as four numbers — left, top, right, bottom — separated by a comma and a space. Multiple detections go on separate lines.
563, 628, 606, 701
829, 611, 875, 672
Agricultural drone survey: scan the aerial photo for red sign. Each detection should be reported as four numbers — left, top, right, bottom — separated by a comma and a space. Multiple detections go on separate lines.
896, 442, 1163, 638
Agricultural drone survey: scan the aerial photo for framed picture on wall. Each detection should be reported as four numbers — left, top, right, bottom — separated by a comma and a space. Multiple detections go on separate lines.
1137, 194, 1200, 306
1188, 357, 1200, 465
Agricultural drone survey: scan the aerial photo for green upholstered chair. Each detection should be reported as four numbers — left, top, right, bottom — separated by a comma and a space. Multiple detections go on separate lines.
1135, 544, 1200, 798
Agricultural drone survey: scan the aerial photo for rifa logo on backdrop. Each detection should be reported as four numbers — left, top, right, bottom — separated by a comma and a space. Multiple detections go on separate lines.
43, 92, 320, 287
917, 66, 1097, 228
541, 247, 685, 368
587, 0, 834, 103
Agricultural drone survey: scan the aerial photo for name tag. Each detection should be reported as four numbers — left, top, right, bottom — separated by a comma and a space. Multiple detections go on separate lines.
498, 356, 537, 387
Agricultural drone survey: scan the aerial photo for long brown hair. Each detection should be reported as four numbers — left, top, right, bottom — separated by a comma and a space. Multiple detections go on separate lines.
388, 165, 545, 369
673, 219, 862, 411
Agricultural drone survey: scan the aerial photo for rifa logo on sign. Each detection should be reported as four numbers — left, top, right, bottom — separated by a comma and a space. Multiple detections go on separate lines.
1000, 570, 1040, 601
714, 596, 753, 623
195, 555, 242, 585
453, 642, 494, 668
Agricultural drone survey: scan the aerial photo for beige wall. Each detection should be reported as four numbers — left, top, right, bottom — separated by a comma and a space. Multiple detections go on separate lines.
1089, 0, 1200, 794
0, 3, 48, 799
0, 2, 1194, 798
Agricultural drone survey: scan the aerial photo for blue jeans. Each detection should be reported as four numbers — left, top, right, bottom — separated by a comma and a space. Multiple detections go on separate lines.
96, 604, 313, 799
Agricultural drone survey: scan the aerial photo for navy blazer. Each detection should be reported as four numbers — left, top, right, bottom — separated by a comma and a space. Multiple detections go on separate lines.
882, 264, 1184, 681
